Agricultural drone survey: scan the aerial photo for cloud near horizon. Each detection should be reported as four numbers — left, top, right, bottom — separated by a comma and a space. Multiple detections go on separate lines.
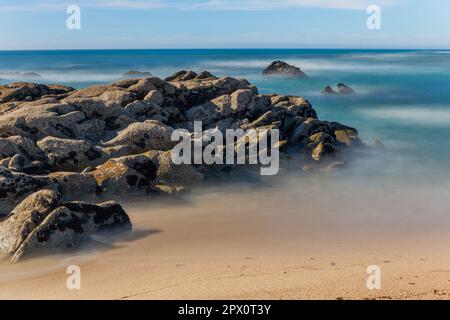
0, 0, 402, 12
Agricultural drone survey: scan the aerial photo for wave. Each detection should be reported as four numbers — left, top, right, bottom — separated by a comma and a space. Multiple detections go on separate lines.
432, 51, 450, 54
359, 106, 450, 126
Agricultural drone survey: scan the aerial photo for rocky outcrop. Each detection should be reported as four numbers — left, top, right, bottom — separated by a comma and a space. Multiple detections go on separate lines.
0, 82, 74, 104
321, 83, 355, 95
262, 61, 307, 78
0, 71, 363, 261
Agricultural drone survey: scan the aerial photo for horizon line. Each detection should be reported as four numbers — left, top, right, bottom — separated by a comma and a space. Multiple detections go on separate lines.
1, 47, 449, 52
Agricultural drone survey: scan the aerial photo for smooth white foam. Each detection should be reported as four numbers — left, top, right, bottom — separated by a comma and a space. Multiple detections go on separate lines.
360, 106, 450, 125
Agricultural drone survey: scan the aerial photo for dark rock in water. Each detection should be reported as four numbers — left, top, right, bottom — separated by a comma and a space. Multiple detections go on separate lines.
321, 83, 355, 95
321, 86, 338, 95
262, 61, 307, 78
337, 83, 355, 95
122, 71, 153, 79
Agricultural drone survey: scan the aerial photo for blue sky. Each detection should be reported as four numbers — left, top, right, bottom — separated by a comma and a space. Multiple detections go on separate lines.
0, 0, 449, 50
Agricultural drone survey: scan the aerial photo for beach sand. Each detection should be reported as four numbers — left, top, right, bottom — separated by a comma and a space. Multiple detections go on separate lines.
1, 176, 450, 300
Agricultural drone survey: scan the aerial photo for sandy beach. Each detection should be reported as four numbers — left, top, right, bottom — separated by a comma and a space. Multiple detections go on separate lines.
1, 175, 449, 300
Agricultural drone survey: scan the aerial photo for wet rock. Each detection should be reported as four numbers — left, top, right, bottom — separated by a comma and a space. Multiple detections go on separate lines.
0, 82, 74, 103
0, 189, 61, 255
322, 83, 355, 95
321, 86, 337, 95
330, 122, 360, 146
262, 61, 307, 78
125, 100, 169, 122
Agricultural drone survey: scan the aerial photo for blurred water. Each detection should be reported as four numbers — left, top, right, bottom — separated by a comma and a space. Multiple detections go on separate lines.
1, 49, 449, 180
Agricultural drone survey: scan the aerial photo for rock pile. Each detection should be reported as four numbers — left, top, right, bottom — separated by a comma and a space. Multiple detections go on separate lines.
0, 71, 361, 261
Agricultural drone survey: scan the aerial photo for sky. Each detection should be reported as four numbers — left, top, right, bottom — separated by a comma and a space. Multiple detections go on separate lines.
0, 0, 449, 50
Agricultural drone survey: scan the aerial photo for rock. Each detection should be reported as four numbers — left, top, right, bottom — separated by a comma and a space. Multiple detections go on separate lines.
49, 172, 99, 199
0, 189, 131, 262
121, 71, 152, 79
65, 85, 137, 107
125, 101, 169, 122
312, 142, 335, 161
185, 101, 226, 125
103, 121, 175, 153
337, 83, 355, 95
151, 150, 203, 185
8, 154, 32, 172
262, 61, 307, 78
0, 82, 74, 103
143, 90, 164, 105
196, 71, 216, 79
321, 83, 355, 95
0, 136, 43, 161
290, 119, 333, 144
91, 158, 154, 194
321, 86, 337, 95
37, 137, 106, 171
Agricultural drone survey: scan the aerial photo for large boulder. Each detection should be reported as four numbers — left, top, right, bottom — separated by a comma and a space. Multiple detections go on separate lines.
102, 120, 175, 153
0, 189, 131, 262
37, 137, 106, 171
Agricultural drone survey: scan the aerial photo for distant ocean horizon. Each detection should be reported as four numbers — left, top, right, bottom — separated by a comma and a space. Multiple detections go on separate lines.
2, 48, 450, 179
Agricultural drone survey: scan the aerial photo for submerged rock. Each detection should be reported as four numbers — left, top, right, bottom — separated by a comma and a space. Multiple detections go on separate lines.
321, 83, 355, 95
0, 82, 74, 104
262, 61, 307, 78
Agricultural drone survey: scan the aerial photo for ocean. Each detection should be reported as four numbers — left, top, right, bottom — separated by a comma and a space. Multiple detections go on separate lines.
2, 49, 450, 297
1, 48, 450, 180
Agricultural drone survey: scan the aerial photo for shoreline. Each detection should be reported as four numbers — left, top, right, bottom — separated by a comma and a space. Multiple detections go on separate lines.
1, 179, 450, 300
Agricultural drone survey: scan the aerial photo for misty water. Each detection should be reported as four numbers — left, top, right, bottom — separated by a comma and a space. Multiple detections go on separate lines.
1, 49, 450, 253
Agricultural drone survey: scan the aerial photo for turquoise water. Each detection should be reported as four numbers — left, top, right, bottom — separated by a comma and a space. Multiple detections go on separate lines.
1, 49, 450, 179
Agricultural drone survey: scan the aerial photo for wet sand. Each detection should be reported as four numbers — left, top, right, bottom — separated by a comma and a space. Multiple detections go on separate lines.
1, 174, 450, 300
